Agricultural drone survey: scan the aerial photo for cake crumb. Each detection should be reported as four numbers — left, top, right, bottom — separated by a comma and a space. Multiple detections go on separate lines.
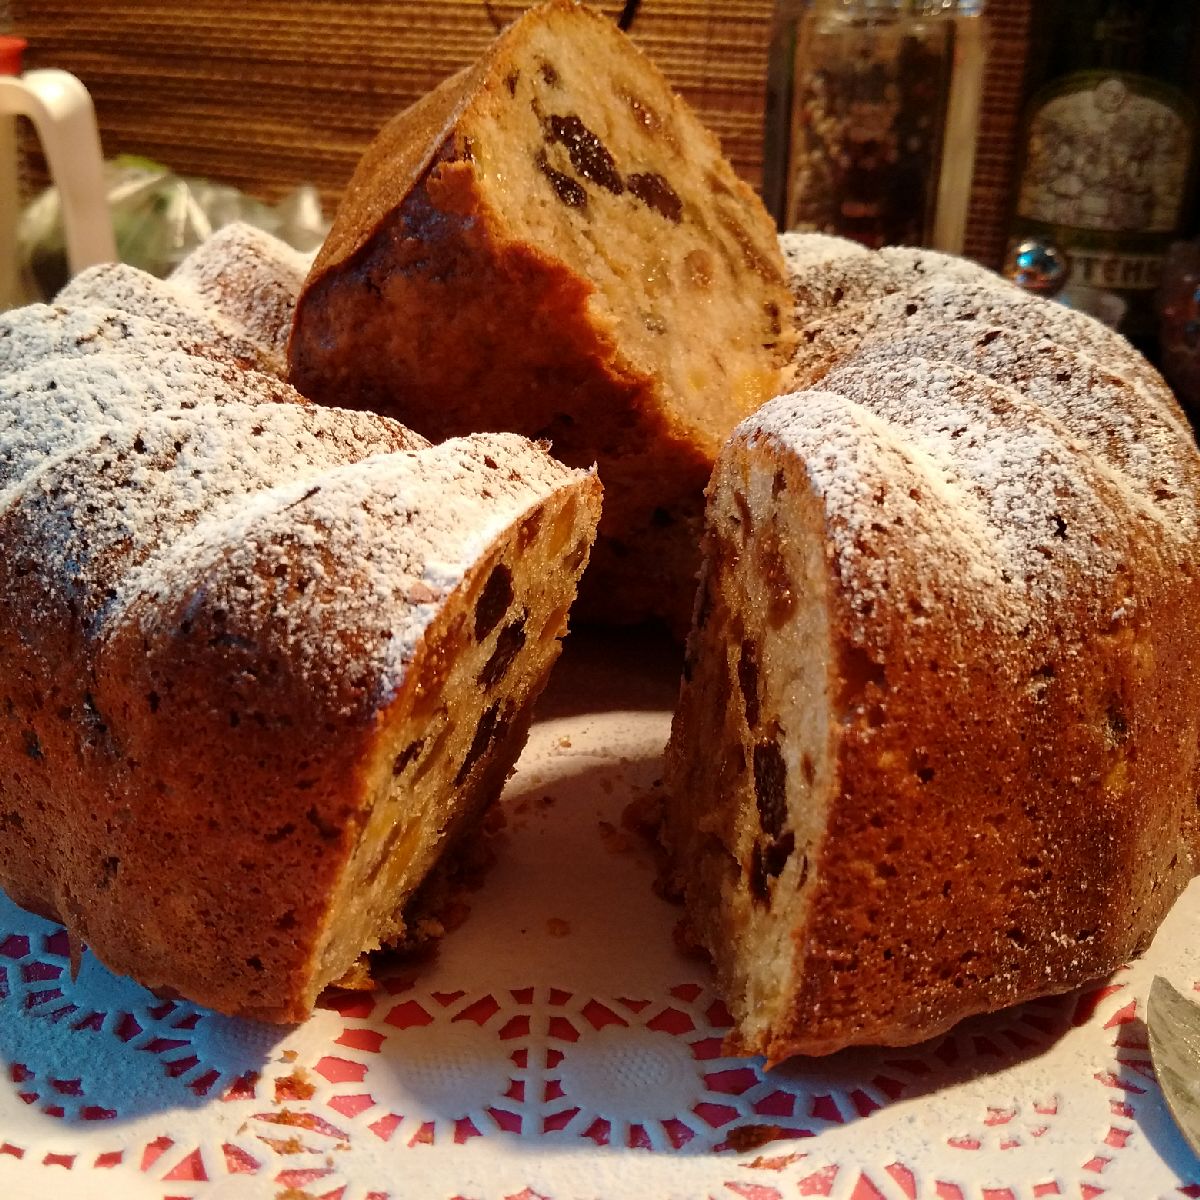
270, 1108, 317, 1129
262, 1134, 306, 1156
672, 916, 708, 960
558, 735, 573, 748
546, 917, 572, 937
749, 1150, 805, 1169
439, 899, 472, 932
727, 1124, 788, 1152
515, 793, 556, 816
623, 789, 663, 836
274, 1067, 315, 1103
281, 1049, 298, 1064
329, 958, 376, 992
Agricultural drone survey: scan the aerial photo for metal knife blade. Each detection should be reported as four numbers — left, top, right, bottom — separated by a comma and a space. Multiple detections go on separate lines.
1148, 975, 1200, 1160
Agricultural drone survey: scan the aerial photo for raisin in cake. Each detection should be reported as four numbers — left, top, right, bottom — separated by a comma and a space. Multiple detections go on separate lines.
288, 0, 791, 632
0, 266, 601, 1021
662, 234, 1200, 1059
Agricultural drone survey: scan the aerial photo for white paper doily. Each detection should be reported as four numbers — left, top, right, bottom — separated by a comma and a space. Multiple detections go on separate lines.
0, 632, 1197, 1200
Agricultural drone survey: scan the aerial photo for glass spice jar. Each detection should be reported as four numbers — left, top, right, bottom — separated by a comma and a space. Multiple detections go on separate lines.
779, 0, 983, 251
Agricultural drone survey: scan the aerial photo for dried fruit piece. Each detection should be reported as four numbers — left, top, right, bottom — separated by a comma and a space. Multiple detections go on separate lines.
475, 562, 514, 640
718, 209, 775, 279
535, 150, 587, 209
456, 700, 513, 784
749, 831, 796, 906
546, 113, 624, 194
685, 248, 714, 289
624, 91, 660, 134
749, 841, 770, 903
753, 740, 787, 838
738, 639, 760, 729
627, 172, 683, 223
758, 530, 797, 628
392, 739, 424, 775
763, 830, 794, 879
479, 615, 528, 687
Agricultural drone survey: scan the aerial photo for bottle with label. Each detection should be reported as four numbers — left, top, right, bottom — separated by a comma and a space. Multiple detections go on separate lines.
1008, 0, 1200, 345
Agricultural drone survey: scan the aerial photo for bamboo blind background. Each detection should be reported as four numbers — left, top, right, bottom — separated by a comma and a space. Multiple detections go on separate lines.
962, 0, 1031, 268
4, 1, 775, 207
3, 0, 1030, 268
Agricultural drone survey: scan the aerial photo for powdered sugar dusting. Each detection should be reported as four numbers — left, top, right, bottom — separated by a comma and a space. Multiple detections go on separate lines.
169, 222, 310, 367
1, 298, 238, 373
57, 263, 272, 372
61, 224, 309, 377
822, 356, 1130, 626
761, 234, 1200, 637
0, 301, 294, 408
779, 230, 891, 328
122, 433, 584, 711
1, 254, 585, 720
7, 400, 426, 636
844, 326, 1198, 534
860, 286, 1186, 512
0, 303, 306, 501
789, 254, 1177, 418
778, 231, 868, 274
747, 389, 1026, 638
878, 245, 1009, 290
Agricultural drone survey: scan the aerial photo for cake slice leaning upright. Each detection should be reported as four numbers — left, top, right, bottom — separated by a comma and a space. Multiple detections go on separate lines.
288, 0, 792, 632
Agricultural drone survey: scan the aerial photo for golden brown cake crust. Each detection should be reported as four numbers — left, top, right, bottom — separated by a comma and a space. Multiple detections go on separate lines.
308, 58, 487, 282
755, 403, 1195, 1059
0, 275, 601, 1021
663, 236, 1200, 1060
289, 0, 791, 631
295, 162, 714, 625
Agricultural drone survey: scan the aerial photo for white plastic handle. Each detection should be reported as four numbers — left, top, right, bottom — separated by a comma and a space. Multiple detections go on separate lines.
0, 69, 115, 275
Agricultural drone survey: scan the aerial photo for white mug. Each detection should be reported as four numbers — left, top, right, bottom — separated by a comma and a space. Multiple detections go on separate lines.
0, 38, 115, 308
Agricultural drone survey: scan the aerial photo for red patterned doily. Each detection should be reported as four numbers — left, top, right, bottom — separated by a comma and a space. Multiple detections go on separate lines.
0, 637, 1196, 1200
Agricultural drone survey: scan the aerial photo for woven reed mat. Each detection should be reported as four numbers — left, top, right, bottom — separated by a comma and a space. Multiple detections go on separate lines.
4, 0, 1030, 267
6, 0, 775, 212
962, 0, 1031, 269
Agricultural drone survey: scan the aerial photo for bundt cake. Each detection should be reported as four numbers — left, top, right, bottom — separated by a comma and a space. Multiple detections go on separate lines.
59, 221, 308, 377
0, 256, 601, 1021
169, 221, 311, 372
662, 233, 1200, 1060
287, 0, 792, 632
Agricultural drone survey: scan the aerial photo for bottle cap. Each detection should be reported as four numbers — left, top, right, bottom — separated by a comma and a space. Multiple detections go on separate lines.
0, 36, 27, 77
1003, 238, 1070, 298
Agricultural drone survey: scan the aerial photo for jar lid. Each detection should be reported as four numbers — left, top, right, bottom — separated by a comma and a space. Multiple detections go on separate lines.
0, 36, 27, 77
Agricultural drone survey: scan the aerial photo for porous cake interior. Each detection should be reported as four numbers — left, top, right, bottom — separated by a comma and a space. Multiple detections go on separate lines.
666, 440, 834, 1048
471, 6, 786, 447
313, 487, 594, 995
